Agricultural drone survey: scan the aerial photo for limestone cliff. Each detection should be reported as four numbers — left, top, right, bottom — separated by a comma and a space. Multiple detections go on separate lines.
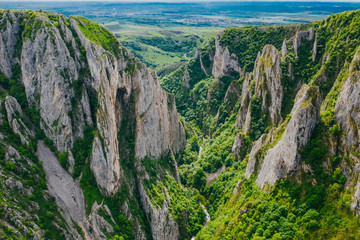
255, 85, 321, 188
0, 10, 185, 240
335, 50, 360, 150
212, 32, 242, 79
292, 28, 315, 57
236, 44, 283, 133
4, 96, 34, 145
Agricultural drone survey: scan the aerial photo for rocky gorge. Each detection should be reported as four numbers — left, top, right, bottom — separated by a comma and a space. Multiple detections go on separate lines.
1, 8, 360, 240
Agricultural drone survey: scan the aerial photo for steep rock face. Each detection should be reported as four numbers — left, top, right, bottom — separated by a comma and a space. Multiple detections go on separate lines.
281, 39, 288, 59
69, 17, 123, 195
21, 15, 81, 153
73, 86, 94, 139
89, 203, 117, 239
133, 68, 185, 160
195, 48, 209, 76
182, 65, 190, 89
212, 32, 241, 79
0, 100, 3, 125
0, 11, 21, 78
236, 44, 283, 133
0, 12, 185, 196
120, 199, 148, 240
0, 11, 186, 239
0, 147, 48, 239
0, 100, 75, 239
245, 134, 268, 178
351, 180, 360, 217
224, 80, 242, 104
253, 45, 283, 126
232, 133, 245, 160
334, 49, 360, 216
335, 50, 360, 150
235, 73, 252, 131
255, 85, 321, 188
293, 28, 315, 57
312, 37, 318, 62
217, 79, 242, 123
4, 96, 34, 145
137, 177, 180, 240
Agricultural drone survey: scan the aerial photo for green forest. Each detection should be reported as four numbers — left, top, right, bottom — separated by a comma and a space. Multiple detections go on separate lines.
0, 6, 360, 240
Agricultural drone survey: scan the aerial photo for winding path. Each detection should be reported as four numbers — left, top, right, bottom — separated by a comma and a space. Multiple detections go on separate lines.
191, 203, 210, 240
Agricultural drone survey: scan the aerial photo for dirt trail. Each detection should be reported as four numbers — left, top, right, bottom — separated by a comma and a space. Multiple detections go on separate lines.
205, 165, 226, 185
191, 204, 210, 240
200, 203, 210, 226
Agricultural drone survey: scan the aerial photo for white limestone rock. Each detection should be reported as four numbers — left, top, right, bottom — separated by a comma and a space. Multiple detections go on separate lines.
312, 37, 318, 62
235, 73, 252, 131
236, 44, 283, 133
4, 96, 34, 145
137, 175, 180, 240
245, 134, 268, 178
89, 202, 115, 240
0, 11, 186, 239
212, 32, 241, 79
0, 11, 21, 78
253, 45, 283, 125
293, 28, 315, 57
182, 65, 190, 89
256, 85, 321, 188
335, 50, 360, 150
232, 133, 245, 160
281, 38, 288, 59
0, 100, 3, 125
133, 66, 186, 160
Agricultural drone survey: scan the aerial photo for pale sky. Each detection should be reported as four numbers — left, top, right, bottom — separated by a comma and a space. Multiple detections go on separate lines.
4, 0, 357, 1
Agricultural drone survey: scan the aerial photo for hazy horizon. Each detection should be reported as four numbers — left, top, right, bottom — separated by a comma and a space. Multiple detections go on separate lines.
1, 0, 360, 2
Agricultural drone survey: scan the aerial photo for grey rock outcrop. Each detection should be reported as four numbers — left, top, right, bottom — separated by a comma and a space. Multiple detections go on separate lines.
89, 203, 116, 239
312, 37, 318, 62
0, 12, 185, 197
281, 39, 288, 59
137, 173, 180, 240
253, 45, 283, 125
232, 133, 245, 160
134, 67, 185, 160
212, 32, 241, 79
195, 49, 208, 76
224, 80, 242, 103
236, 44, 283, 133
182, 65, 190, 89
217, 79, 242, 123
0, 100, 3, 125
236, 73, 252, 131
245, 134, 268, 178
0, 11, 186, 240
351, 179, 360, 217
335, 49, 360, 150
0, 149, 47, 240
0, 11, 21, 78
21, 15, 79, 153
4, 96, 34, 144
334, 49, 360, 215
73, 86, 94, 139
293, 28, 315, 57
255, 85, 321, 188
